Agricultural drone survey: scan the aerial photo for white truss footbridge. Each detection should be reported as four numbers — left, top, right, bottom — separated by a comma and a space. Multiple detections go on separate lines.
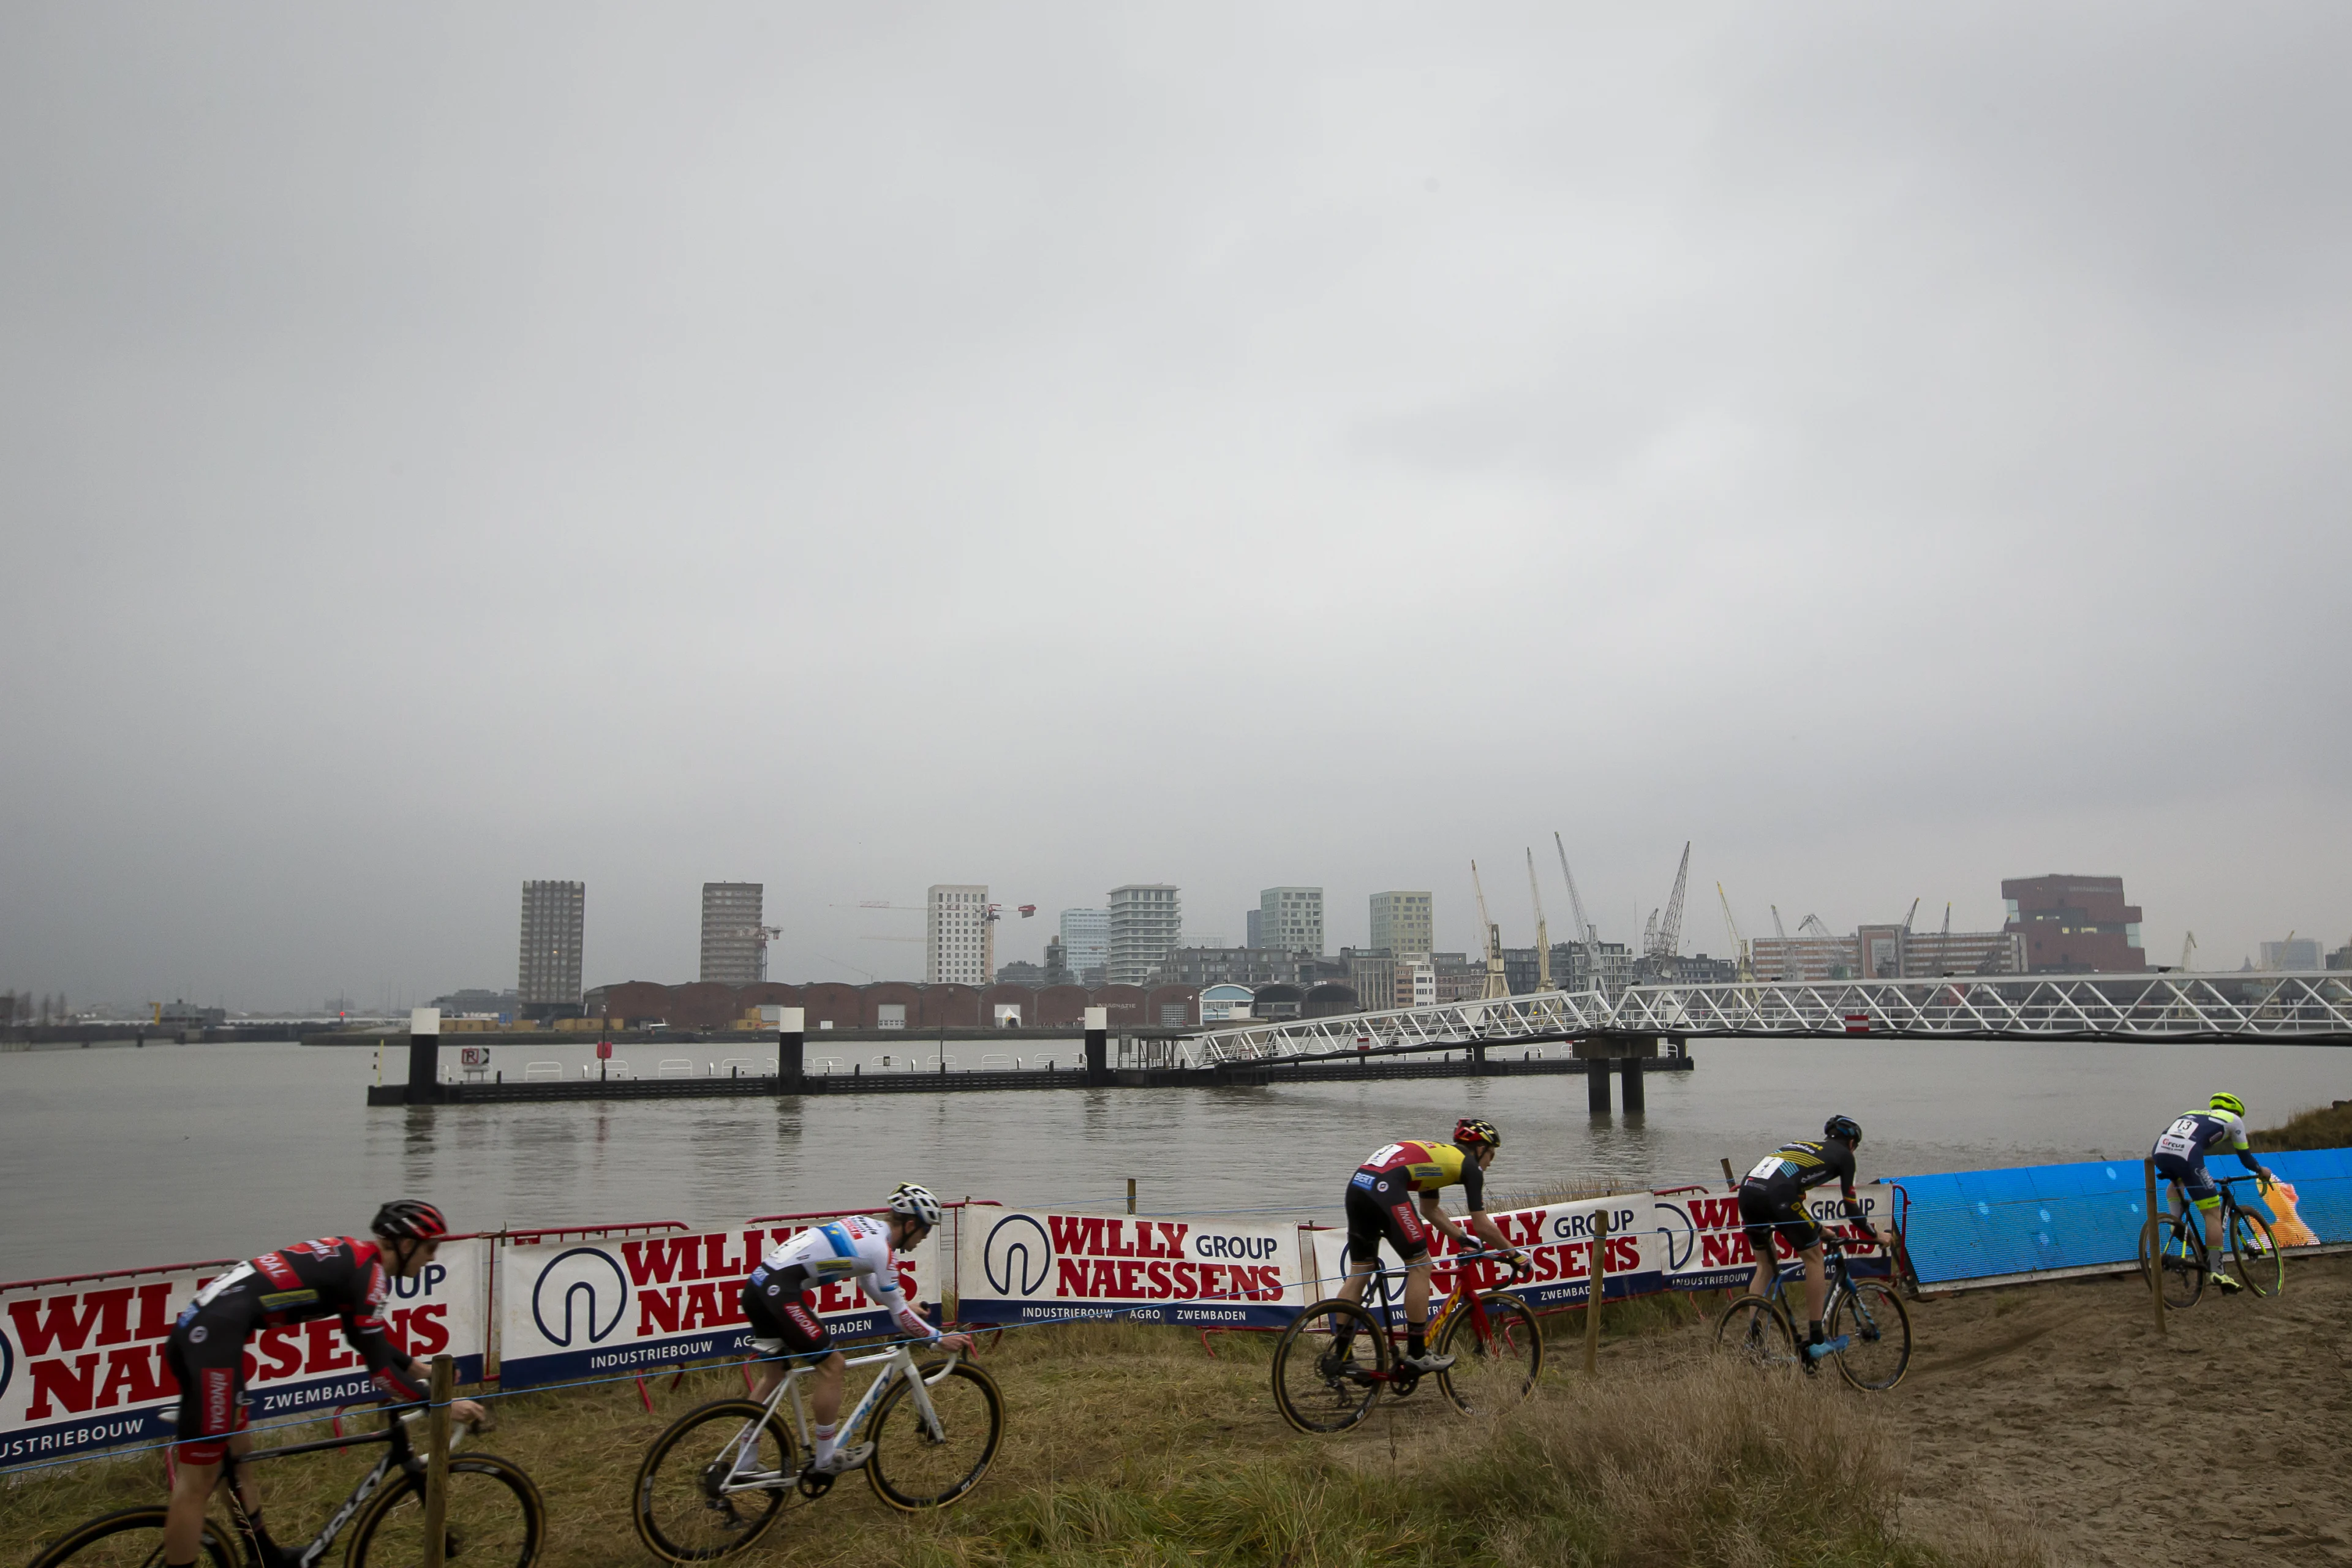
1185, 971, 2352, 1066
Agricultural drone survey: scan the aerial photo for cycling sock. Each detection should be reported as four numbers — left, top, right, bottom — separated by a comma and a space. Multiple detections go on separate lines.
813, 1422, 839, 1463
1406, 1322, 1427, 1358
1809, 1321, 1825, 1346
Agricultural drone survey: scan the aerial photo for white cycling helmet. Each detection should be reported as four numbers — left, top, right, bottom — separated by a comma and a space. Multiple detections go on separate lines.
888, 1183, 943, 1229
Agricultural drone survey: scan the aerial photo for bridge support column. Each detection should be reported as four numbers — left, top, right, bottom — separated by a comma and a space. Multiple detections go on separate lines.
1470, 1042, 1486, 1071
776, 1008, 804, 1095
405, 1008, 442, 1104
1084, 1006, 1109, 1088
1619, 1054, 1645, 1112
1587, 1054, 1611, 1114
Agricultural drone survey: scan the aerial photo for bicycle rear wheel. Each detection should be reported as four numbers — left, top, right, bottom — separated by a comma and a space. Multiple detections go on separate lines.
348, 1452, 545, 1567
1271, 1298, 1387, 1434
1713, 1294, 1796, 1371
632, 1400, 802, 1562
2230, 1208, 2286, 1298
1435, 1291, 1542, 1415
2138, 1215, 2206, 1309
26, 1508, 235, 1568
1827, 1280, 1912, 1391
867, 1359, 1004, 1510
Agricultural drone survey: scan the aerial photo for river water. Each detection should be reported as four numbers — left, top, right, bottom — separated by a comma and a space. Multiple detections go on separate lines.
5, 1038, 2346, 1280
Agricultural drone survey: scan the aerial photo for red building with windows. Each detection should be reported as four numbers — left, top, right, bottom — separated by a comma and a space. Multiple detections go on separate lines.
2001, 875, 2146, 973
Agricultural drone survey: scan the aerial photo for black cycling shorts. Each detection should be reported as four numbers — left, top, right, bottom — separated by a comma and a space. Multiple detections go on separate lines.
2153, 1150, 2221, 1208
1344, 1169, 1431, 1265
1738, 1182, 1822, 1259
742, 1268, 833, 1363
164, 1307, 251, 1464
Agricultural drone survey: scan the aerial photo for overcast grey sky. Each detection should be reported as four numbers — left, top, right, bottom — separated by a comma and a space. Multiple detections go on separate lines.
4, 5, 2348, 1010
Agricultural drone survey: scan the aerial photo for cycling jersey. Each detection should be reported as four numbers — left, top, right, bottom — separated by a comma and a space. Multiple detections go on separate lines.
2152, 1111, 2262, 1207
166, 1237, 422, 1463
1742, 1139, 1861, 1210
747, 1215, 932, 1342
1354, 1139, 1485, 1210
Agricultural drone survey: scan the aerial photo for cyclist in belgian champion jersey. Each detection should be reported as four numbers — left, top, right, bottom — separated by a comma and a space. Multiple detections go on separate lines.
1333, 1119, 1528, 1373
161, 1199, 481, 1568
1740, 1117, 1879, 1373
740, 1183, 973, 1476
2152, 1093, 2274, 1294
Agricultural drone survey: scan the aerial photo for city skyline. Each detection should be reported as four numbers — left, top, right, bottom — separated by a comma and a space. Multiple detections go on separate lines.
5, 10, 2348, 1009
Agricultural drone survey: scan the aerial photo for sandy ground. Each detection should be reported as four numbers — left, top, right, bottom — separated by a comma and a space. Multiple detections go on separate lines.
1881, 1252, 2352, 1566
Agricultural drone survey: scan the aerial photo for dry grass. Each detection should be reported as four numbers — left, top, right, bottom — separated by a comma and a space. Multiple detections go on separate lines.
2249, 1099, 2352, 1151
5, 1313, 2042, 1567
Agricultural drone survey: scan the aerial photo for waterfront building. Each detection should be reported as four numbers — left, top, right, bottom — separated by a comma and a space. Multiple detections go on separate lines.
1345, 948, 1395, 1012
1164, 946, 1315, 987
1751, 926, 2024, 981
699, 882, 766, 984
1200, 982, 1254, 1022
1369, 891, 1434, 962
1245, 908, 1262, 948
1431, 952, 1485, 1003
1107, 884, 1181, 986
1258, 888, 1324, 956
928, 885, 993, 986
1059, 908, 1109, 987
518, 880, 585, 1011
2003, 875, 2146, 973
2261, 937, 2323, 970
1400, 960, 1436, 1008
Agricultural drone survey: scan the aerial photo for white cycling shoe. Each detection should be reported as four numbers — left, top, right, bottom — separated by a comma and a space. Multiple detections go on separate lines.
812, 1442, 873, 1475
1396, 1351, 1455, 1374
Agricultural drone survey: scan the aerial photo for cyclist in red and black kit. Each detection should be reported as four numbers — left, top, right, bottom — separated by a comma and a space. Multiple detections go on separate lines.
1334, 1119, 1528, 1373
160, 1200, 483, 1568
1739, 1116, 1879, 1373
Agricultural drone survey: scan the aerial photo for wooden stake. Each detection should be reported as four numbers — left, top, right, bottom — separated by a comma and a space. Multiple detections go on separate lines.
423, 1354, 454, 1568
1584, 1208, 1609, 1374
1127, 1177, 1137, 1216
2143, 1159, 2167, 1338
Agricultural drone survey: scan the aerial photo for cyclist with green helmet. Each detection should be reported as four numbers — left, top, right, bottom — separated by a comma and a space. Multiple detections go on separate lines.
2152, 1093, 2274, 1293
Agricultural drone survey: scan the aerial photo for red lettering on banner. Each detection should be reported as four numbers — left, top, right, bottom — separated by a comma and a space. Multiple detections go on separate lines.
1691, 1196, 1741, 1231
1049, 1216, 1104, 1256
1197, 1264, 1222, 1300
26, 1354, 101, 1418
638, 1287, 683, 1335
1172, 1262, 1197, 1297
255, 1326, 303, 1379
1055, 1259, 1089, 1298
1147, 1261, 1172, 1297
96, 1344, 171, 1408
1104, 1223, 1133, 1259
621, 1238, 693, 1287
136, 1281, 177, 1340
8, 1288, 134, 1356
304, 1319, 356, 1373
1156, 1222, 1188, 1256
1087, 1259, 1119, 1296
404, 1303, 450, 1355
1114, 1259, 1144, 1297
681, 1283, 724, 1330
1611, 1236, 1642, 1272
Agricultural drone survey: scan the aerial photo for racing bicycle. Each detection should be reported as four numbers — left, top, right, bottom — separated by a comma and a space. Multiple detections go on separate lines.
1271, 1247, 1542, 1434
631, 1340, 1003, 1562
2139, 1172, 2285, 1308
1716, 1233, 1912, 1391
28, 1403, 543, 1568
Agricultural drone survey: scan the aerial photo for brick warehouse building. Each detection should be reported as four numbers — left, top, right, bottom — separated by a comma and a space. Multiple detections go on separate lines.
2001, 874, 2147, 973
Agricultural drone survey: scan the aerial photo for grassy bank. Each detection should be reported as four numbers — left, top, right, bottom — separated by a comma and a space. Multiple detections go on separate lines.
2250, 1099, 2352, 1151
6, 1313, 2039, 1567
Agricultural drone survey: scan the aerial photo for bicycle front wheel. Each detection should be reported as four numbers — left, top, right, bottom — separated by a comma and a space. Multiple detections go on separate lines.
867, 1359, 1005, 1510
1714, 1294, 1796, 1371
2139, 1215, 2206, 1309
2230, 1208, 2286, 1298
633, 1399, 803, 1562
1435, 1291, 1542, 1415
26, 1507, 235, 1568
347, 1452, 545, 1567
1271, 1298, 1389, 1434
1827, 1280, 1912, 1391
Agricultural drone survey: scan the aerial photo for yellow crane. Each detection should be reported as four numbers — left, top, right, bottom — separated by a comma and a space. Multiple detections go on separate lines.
1470, 861, 1510, 1000
1525, 848, 1551, 991
1717, 883, 1754, 982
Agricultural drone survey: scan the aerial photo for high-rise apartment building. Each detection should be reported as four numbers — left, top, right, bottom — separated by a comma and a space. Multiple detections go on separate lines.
1107, 884, 1181, 986
1370, 891, 1434, 961
927, 885, 993, 986
518, 880, 585, 1010
1258, 888, 1324, 955
1245, 908, 1262, 948
699, 882, 766, 984
1059, 908, 1109, 986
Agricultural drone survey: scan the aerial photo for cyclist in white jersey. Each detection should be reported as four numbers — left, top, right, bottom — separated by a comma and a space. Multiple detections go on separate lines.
740, 1183, 971, 1474
2151, 1093, 2274, 1293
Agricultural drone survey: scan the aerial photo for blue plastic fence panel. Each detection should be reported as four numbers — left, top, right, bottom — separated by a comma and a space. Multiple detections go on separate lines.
1894, 1147, 2352, 1287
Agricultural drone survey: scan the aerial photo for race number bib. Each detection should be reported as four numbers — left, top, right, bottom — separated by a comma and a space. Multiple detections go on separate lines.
1365, 1144, 1406, 1167
190, 1261, 255, 1308
1748, 1154, 1788, 1182
2155, 1117, 2200, 1158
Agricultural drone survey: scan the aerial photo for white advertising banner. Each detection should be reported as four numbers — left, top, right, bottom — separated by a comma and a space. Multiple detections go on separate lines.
956, 1209, 1310, 1329
0, 1239, 489, 1468
1650, 1183, 1896, 1292
496, 1221, 941, 1391
1301, 1196, 1662, 1322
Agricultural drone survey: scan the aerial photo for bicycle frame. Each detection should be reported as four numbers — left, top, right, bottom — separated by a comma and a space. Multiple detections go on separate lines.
1343, 1249, 1515, 1379
712, 1341, 960, 1493
216, 1406, 437, 1568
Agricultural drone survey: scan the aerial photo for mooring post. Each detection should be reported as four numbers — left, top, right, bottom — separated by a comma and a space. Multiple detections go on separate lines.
1084, 1006, 1109, 1087
1587, 1051, 1611, 1115
777, 1008, 804, 1095
1127, 1177, 1137, 1215
405, 1007, 442, 1105
2143, 1157, 2167, 1337
1584, 1207, 1609, 1373
1619, 1052, 1645, 1112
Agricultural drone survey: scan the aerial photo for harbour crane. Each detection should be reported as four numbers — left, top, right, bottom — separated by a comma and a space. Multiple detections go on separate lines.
1642, 843, 1692, 962
730, 924, 785, 979
1799, 913, 1845, 979
1469, 861, 1510, 1000
1525, 848, 1551, 991
1717, 883, 1754, 982
2177, 931, 2198, 972
1553, 834, 1599, 946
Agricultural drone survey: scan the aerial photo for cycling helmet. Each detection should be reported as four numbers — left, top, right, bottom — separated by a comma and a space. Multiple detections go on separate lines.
1824, 1115, 1863, 1145
371, 1199, 450, 1242
1454, 1118, 1502, 1150
2210, 1091, 2247, 1118
887, 1183, 944, 1229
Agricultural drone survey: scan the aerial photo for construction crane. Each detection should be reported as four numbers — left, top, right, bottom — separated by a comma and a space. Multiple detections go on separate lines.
1525, 848, 1551, 991
1469, 861, 1510, 1000
1553, 833, 1598, 946
1798, 913, 1844, 979
2177, 931, 2198, 972
731, 924, 784, 979
1717, 883, 1754, 981
1643, 843, 1692, 962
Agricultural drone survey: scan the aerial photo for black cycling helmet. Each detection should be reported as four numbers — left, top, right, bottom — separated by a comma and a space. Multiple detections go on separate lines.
1824, 1115, 1863, 1145
371, 1199, 450, 1242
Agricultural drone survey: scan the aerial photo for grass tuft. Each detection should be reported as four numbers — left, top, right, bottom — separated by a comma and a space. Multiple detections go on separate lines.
2250, 1100, 2352, 1151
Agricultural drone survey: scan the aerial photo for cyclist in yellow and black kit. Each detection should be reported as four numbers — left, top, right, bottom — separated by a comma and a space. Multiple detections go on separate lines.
1740, 1115, 1879, 1374
1334, 1119, 1528, 1373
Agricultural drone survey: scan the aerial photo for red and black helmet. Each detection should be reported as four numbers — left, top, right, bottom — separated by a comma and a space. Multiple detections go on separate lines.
371, 1199, 450, 1242
1454, 1117, 1502, 1150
